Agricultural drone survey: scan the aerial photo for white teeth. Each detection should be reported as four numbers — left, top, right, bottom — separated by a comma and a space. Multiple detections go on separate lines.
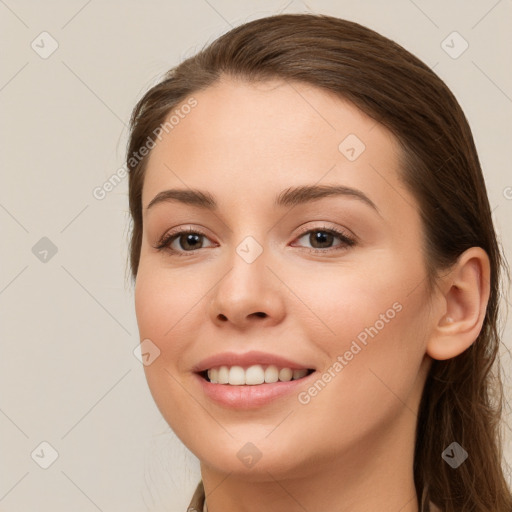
264, 365, 279, 383
229, 366, 245, 385
208, 368, 216, 383
217, 366, 229, 384
278, 368, 293, 382
245, 365, 265, 385
206, 364, 310, 385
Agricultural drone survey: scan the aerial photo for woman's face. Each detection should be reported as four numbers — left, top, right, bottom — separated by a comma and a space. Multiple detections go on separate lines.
135, 78, 436, 480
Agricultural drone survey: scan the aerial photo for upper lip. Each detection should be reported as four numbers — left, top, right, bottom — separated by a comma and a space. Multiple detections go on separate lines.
193, 350, 315, 373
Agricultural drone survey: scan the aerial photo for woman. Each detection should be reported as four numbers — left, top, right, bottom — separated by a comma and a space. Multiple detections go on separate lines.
126, 13, 511, 511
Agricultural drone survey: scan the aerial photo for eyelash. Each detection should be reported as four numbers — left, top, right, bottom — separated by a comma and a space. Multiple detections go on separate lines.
154, 225, 356, 257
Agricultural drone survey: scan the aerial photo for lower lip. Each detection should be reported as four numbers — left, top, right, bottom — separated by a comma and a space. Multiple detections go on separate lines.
195, 372, 316, 409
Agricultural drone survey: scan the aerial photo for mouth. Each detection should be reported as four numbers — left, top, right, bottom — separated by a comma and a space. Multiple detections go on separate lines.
197, 365, 316, 385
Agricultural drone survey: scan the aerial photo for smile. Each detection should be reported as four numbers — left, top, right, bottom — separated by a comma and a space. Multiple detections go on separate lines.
201, 364, 315, 385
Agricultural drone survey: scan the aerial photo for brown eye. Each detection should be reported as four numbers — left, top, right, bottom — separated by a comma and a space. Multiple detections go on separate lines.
174, 233, 204, 251
307, 230, 335, 249
155, 228, 215, 254
293, 227, 356, 252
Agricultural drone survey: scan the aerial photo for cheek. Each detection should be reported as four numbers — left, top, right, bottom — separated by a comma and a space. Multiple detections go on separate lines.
332, 299, 426, 392
134, 264, 206, 431
292, 260, 429, 408
135, 260, 205, 336
134, 262, 203, 379
291, 297, 428, 458
287, 261, 413, 347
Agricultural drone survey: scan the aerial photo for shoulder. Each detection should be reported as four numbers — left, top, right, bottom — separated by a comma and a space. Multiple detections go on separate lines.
186, 480, 205, 512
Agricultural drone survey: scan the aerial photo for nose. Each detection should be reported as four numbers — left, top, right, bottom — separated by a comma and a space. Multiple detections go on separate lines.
208, 243, 286, 329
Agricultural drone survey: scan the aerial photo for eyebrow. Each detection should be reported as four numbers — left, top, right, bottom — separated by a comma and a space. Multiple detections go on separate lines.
146, 184, 380, 215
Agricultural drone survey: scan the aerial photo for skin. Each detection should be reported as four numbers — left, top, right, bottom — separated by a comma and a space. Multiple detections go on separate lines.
134, 77, 490, 512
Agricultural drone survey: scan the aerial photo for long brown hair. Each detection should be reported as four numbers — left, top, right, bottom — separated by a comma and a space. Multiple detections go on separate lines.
126, 13, 512, 511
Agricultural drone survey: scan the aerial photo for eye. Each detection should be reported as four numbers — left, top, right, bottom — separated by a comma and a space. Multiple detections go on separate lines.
154, 225, 356, 256
154, 227, 215, 255
292, 226, 356, 252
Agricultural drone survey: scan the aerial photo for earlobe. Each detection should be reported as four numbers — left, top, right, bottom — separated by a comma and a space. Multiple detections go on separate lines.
426, 247, 491, 361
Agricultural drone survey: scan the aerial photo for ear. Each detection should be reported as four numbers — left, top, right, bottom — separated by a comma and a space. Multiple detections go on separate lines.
426, 247, 491, 361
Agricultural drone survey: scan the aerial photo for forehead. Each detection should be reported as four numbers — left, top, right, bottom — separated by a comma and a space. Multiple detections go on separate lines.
141, 77, 417, 225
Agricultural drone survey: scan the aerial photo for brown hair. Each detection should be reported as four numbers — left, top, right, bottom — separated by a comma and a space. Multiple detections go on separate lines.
126, 13, 512, 511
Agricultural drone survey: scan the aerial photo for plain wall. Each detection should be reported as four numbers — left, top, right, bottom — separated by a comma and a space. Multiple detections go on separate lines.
1, 1, 511, 510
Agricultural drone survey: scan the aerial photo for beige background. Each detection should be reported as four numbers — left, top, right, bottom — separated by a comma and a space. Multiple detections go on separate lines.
1, 0, 511, 510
